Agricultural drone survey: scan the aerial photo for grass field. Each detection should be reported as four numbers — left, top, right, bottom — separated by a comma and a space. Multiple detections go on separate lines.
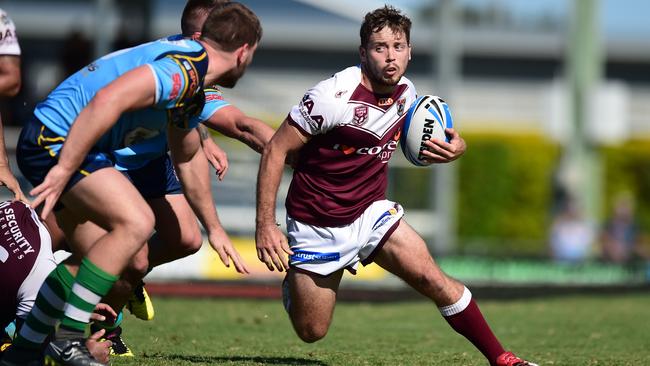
111, 292, 650, 366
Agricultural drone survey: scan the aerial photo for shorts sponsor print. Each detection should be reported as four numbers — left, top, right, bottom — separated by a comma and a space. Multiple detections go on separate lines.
287, 199, 404, 276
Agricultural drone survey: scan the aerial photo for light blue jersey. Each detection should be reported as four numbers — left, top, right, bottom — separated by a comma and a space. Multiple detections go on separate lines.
104, 35, 231, 171
112, 87, 230, 171
33, 37, 209, 156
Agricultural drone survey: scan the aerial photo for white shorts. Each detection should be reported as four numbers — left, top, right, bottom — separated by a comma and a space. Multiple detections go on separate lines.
286, 199, 404, 276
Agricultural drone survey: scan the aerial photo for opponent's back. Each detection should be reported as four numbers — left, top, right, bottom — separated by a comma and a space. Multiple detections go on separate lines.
34, 37, 208, 153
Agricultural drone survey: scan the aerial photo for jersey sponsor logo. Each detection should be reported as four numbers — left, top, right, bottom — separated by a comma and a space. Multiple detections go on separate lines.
332, 129, 401, 163
180, 59, 200, 97
353, 106, 368, 126
299, 94, 324, 130
205, 92, 224, 102
169, 73, 182, 101
87, 63, 98, 72
371, 207, 398, 230
0, 202, 35, 260
187, 69, 199, 96
0, 27, 16, 43
290, 250, 340, 264
378, 97, 394, 107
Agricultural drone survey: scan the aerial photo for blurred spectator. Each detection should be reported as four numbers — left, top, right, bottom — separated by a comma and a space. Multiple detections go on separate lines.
600, 193, 649, 264
549, 198, 596, 263
61, 30, 93, 77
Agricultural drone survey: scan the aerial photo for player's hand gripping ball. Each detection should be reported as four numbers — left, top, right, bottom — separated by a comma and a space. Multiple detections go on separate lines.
400, 95, 453, 166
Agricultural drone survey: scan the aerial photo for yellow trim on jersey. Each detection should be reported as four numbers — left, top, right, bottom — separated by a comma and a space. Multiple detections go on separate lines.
37, 125, 65, 157
175, 54, 201, 105
176, 52, 207, 63
79, 169, 90, 176
165, 52, 205, 108
166, 56, 190, 108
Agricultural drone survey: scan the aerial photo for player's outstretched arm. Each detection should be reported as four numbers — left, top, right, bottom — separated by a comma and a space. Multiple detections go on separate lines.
168, 125, 249, 274
31, 66, 156, 218
202, 105, 275, 154
198, 124, 229, 180
255, 119, 305, 272
420, 127, 467, 164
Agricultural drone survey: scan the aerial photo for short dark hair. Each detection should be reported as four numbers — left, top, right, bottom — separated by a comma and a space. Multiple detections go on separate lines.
360, 5, 411, 48
181, 0, 229, 36
200, 2, 262, 52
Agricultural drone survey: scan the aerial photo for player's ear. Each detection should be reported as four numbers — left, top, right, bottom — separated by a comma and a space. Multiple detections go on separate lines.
191, 31, 201, 40
408, 44, 412, 60
359, 45, 367, 63
236, 43, 251, 66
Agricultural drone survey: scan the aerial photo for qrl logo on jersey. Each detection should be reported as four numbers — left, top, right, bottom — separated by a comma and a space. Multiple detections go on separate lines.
397, 98, 406, 115
353, 106, 368, 125
333, 129, 401, 163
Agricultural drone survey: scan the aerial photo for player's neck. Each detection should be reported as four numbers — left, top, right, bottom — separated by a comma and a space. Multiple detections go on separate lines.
199, 39, 237, 86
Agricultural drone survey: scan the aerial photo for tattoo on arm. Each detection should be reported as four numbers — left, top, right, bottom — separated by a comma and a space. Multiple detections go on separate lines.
198, 124, 210, 140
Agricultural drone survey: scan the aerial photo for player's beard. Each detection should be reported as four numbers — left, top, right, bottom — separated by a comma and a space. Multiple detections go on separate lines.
217, 63, 247, 88
363, 62, 402, 89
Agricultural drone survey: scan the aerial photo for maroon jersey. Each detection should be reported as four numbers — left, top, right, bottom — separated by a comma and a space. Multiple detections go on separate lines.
0, 201, 44, 328
286, 66, 417, 226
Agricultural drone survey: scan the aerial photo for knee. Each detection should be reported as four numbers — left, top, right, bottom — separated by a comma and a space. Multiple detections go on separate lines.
121, 207, 156, 245
125, 249, 150, 279
176, 228, 203, 256
294, 322, 329, 343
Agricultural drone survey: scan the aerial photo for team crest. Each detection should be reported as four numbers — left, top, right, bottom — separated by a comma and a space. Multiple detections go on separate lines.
397, 98, 406, 116
353, 106, 368, 125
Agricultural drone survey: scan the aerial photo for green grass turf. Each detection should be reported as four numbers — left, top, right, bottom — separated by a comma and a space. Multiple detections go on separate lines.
111, 293, 650, 365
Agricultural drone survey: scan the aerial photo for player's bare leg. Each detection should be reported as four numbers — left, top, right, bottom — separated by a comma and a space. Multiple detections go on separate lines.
146, 194, 203, 268
57, 208, 147, 357
59, 168, 154, 274
374, 220, 536, 366
100, 193, 203, 321
56, 207, 150, 312
285, 268, 344, 343
374, 220, 464, 304
59, 192, 201, 318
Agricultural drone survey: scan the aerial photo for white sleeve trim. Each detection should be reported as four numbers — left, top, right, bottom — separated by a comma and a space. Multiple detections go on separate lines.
145, 64, 161, 104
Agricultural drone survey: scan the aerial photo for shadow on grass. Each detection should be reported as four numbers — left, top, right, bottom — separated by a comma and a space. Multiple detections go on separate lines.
143, 353, 328, 365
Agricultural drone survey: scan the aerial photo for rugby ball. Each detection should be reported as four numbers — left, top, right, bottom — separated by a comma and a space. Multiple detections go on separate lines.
400, 95, 453, 166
